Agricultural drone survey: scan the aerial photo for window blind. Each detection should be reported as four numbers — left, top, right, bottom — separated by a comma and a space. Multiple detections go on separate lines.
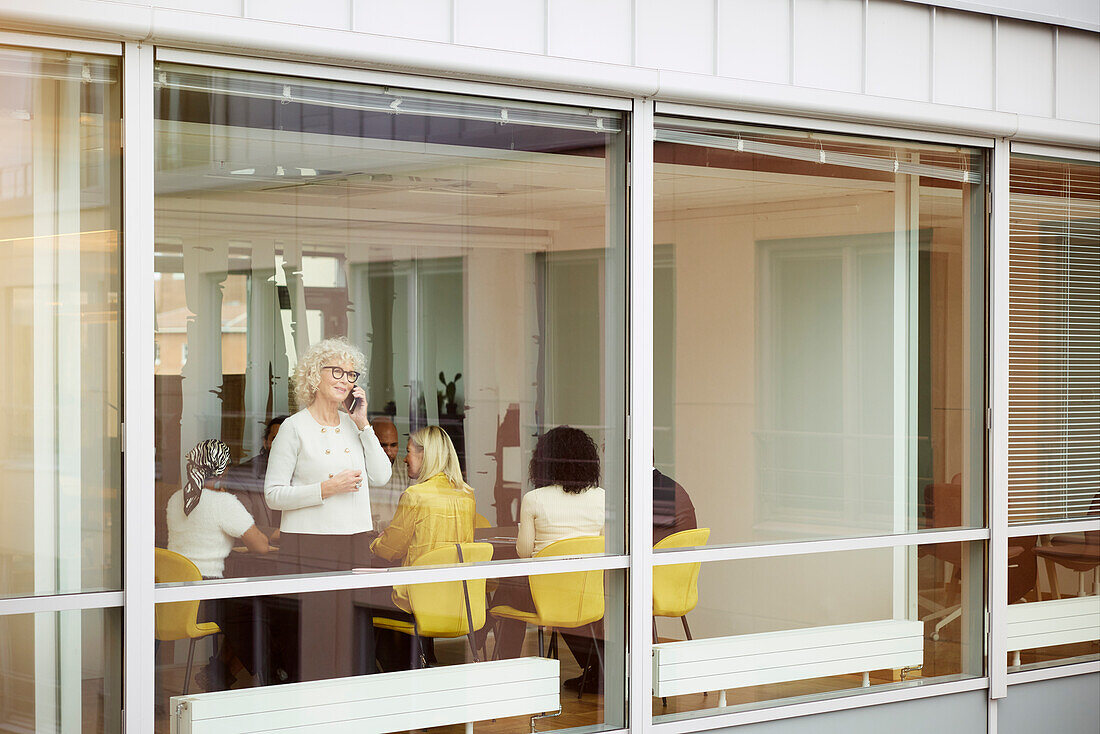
1008, 156, 1100, 524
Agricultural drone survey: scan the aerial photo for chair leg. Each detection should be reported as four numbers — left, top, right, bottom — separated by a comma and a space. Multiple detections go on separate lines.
183, 638, 197, 696
579, 634, 595, 700
548, 630, 558, 660
538, 627, 545, 658
466, 631, 481, 663
653, 619, 659, 645
681, 616, 693, 641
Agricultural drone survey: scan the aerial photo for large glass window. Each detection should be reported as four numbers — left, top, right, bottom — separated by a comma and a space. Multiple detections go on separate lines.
0, 45, 122, 599
652, 542, 984, 723
153, 65, 626, 580
653, 120, 987, 547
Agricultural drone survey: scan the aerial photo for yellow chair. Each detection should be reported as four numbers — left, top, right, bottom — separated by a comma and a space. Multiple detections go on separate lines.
154, 548, 221, 695
652, 528, 710, 642
373, 542, 494, 668
474, 512, 492, 529
489, 536, 605, 693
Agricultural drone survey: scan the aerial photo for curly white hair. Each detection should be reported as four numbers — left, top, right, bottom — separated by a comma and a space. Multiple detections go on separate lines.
293, 337, 366, 408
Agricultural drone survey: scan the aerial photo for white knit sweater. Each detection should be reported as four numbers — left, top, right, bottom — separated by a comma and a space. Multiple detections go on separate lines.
516, 485, 605, 558
166, 489, 256, 578
264, 408, 392, 535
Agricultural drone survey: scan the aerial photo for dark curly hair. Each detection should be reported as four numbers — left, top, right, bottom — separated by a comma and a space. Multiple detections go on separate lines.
529, 426, 600, 494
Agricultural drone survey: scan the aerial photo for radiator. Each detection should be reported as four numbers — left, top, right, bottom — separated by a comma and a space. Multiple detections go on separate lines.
1007, 595, 1100, 662
652, 619, 924, 705
170, 657, 559, 734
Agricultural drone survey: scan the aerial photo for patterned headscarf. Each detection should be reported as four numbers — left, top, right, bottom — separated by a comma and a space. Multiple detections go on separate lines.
183, 439, 232, 516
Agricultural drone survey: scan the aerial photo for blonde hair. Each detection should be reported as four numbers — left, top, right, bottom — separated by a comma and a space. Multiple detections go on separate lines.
409, 426, 470, 491
293, 337, 366, 408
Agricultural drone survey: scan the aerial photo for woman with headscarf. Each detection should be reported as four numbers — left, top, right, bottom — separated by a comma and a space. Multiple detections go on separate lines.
166, 438, 273, 579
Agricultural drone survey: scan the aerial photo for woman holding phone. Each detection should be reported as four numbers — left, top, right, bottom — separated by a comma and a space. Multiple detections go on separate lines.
264, 336, 391, 680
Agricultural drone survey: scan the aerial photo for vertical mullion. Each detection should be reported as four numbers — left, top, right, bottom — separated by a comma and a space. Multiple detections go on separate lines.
988, 138, 1011, 701
628, 97, 655, 734
122, 41, 156, 734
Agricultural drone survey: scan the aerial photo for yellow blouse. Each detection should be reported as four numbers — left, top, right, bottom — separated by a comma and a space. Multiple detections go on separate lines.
370, 472, 476, 610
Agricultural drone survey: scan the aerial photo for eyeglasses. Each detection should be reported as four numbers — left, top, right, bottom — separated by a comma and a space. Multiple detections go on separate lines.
322, 366, 360, 383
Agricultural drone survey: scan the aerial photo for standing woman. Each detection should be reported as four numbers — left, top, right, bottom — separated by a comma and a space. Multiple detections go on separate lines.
264, 337, 391, 680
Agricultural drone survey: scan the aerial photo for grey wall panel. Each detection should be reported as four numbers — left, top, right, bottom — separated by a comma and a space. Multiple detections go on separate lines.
999, 675, 1100, 734
700, 691, 988, 734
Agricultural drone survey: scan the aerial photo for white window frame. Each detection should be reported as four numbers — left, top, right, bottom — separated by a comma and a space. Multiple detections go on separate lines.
1, 32, 1095, 734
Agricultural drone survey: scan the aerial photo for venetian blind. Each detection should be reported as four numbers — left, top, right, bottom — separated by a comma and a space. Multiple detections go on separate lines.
1008, 155, 1100, 524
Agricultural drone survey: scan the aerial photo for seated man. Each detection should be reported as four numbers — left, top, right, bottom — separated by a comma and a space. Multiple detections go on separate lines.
369, 416, 411, 528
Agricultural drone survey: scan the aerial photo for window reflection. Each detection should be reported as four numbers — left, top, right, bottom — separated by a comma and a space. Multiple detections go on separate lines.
153, 65, 627, 582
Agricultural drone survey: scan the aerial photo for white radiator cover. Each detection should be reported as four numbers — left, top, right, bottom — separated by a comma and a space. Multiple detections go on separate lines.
1006, 595, 1100, 653
170, 657, 560, 734
652, 619, 925, 697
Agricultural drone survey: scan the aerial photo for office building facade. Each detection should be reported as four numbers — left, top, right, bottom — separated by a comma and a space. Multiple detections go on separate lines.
0, 1, 1097, 733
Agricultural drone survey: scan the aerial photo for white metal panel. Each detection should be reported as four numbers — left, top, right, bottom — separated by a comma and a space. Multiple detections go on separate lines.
908, 0, 1100, 33
170, 658, 559, 734
793, 0, 864, 92
246, 0, 352, 30
933, 9, 994, 109
454, 0, 547, 54
352, 0, 453, 42
867, 0, 931, 101
717, 0, 790, 83
652, 620, 924, 696
547, 0, 632, 65
1055, 28, 1100, 124
637, 0, 715, 74
996, 18, 1054, 117
153, 0, 244, 15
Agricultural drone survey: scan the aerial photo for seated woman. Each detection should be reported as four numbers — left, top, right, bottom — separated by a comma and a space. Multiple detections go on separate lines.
165, 439, 273, 688
494, 426, 605, 663
369, 425, 476, 669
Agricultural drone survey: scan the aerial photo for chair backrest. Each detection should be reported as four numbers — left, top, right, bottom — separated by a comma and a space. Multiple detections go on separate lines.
652, 528, 710, 618
474, 512, 492, 529
154, 548, 204, 641
405, 542, 494, 638
530, 536, 605, 629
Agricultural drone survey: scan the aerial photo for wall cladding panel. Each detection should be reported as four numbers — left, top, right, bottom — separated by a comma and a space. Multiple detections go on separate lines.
933, 8, 995, 109
717, 0, 790, 83
637, 0, 715, 74
793, 0, 864, 93
1056, 28, 1100, 123
353, 0, 452, 43
454, 0, 546, 54
246, 0, 352, 30
996, 18, 1054, 116
866, 0, 930, 101
547, 0, 632, 65
153, 0, 244, 15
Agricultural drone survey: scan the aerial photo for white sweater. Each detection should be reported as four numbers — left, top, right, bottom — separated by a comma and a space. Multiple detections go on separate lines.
264, 408, 392, 535
166, 489, 256, 578
516, 485, 605, 558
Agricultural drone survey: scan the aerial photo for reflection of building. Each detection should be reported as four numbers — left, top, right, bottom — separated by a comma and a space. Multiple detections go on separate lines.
1, 3, 1098, 734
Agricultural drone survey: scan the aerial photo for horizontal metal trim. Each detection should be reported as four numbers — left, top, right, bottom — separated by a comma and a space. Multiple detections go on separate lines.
1006, 518, 1100, 536
154, 47, 634, 112
154, 553, 630, 603
1007, 659, 1100, 685
652, 528, 990, 566
0, 590, 124, 617
1012, 143, 1100, 163
0, 28, 121, 55
650, 676, 988, 733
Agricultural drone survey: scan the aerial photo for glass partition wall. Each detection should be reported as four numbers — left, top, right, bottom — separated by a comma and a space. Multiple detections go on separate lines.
650, 117, 989, 723
151, 63, 627, 732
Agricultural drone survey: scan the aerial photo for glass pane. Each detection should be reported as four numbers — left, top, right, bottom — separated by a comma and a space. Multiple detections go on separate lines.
652, 542, 984, 723
153, 568, 625, 732
0, 46, 122, 598
0, 607, 122, 733
1007, 156, 1099, 524
152, 65, 626, 584
653, 120, 986, 547
1007, 534, 1099, 672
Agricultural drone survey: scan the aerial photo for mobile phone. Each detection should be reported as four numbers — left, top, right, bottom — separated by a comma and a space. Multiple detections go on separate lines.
345, 389, 361, 414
